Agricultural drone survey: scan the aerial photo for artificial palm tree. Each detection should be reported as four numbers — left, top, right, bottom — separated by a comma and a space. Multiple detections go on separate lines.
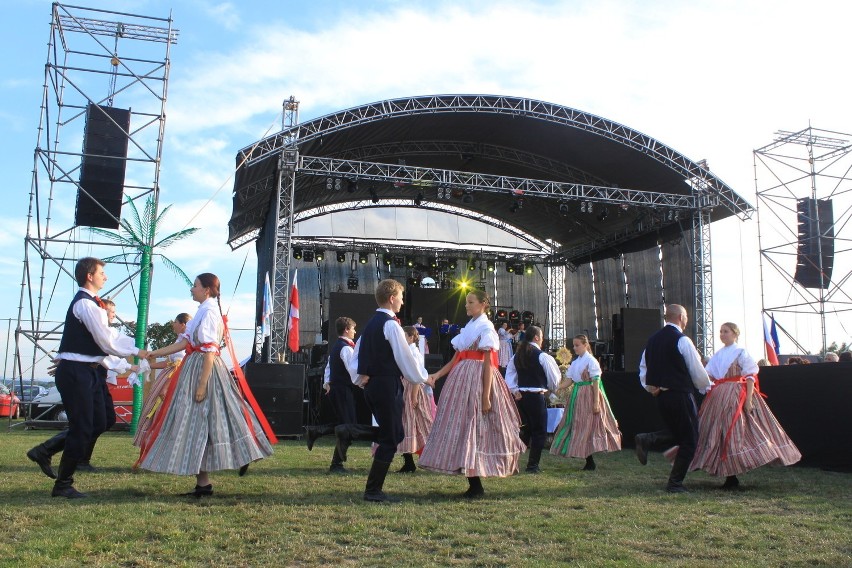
89, 195, 198, 433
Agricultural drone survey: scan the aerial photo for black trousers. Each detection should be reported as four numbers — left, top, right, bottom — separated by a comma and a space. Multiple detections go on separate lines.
516, 391, 548, 451
363, 375, 404, 463
54, 360, 106, 464
328, 383, 357, 425
655, 389, 700, 462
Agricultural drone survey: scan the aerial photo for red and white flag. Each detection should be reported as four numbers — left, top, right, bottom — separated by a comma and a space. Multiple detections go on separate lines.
762, 313, 780, 366
288, 269, 300, 352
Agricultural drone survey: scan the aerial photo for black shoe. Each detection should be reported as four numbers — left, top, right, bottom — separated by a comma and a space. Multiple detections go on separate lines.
582, 456, 596, 471
328, 464, 348, 474
238, 464, 250, 477
461, 487, 485, 499
27, 446, 57, 479
181, 484, 213, 497
721, 476, 740, 490
525, 464, 541, 474
665, 484, 689, 493
634, 434, 648, 466
76, 462, 97, 473
363, 490, 400, 503
51, 485, 88, 499
306, 428, 321, 452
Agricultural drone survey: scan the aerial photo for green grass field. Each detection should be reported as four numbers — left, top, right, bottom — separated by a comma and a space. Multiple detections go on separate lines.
0, 427, 849, 567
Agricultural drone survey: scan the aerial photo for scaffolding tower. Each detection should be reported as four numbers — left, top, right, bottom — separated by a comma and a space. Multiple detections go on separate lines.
12, 4, 177, 423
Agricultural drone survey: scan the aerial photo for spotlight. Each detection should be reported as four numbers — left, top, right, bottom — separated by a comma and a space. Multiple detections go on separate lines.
336, 251, 347, 263
430, 258, 438, 268
509, 197, 524, 213
486, 260, 495, 272
407, 277, 420, 287
334, 178, 342, 191
292, 247, 302, 260
580, 202, 586, 213
437, 184, 449, 199
393, 256, 405, 268
448, 258, 457, 270
468, 260, 477, 272
462, 188, 474, 204
383, 254, 392, 267
587, 202, 593, 213
406, 256, 414, 268
597, 208, 609, 222
326, 178, 333, 191
524, 263, 534, 275
302, 249, 315, 262
347, 179, 357, 193
496, 309, 508, 319
559, 202, 570, 216
506, 263, 515, 274
509, 310, 520, 321
414, 192, 423, 206
347, 275, 359, 290
359, 252, 369, 264
315, 249, 324, 262
369, 186, 379, 204
437, 259, 448, 271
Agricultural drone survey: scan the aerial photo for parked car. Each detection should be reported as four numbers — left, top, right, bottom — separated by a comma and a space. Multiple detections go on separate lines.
29, 378, 134, 426
0, 384, 20, 418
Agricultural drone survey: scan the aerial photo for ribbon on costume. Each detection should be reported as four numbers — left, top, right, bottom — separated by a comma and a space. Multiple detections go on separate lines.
223, 315, 279, 446
550, 377, 612, 456
709, 375, 766, 461
452, 349, 499, 369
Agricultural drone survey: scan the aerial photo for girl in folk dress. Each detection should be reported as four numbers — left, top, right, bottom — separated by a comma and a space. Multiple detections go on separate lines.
133, 313, 192, 449
550, 335, 621, 470
497, 322, 514, 368
419, 290, 526, 498
690, 322, 801, 489
395, 326, 435, 473
138, 273, 274, 496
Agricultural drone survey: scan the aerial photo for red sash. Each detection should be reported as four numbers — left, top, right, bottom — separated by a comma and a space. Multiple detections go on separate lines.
452, 350, 499, 369
709, 375, 766, 461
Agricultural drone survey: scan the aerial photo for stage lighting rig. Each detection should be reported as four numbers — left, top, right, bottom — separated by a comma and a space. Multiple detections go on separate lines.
347, 275, 359, 290
383, 254, 392, 267
315, 249, 325, 261
347, 179, 358, 193
302, 250, 315, 262
559, 202, 570, 216
393, 256, 405, 268
448, 258, 457, 270
359, 252, 369, 264
524, 263, 534, 275
336, 251, 347, 263
468, 259, 477, 272
462, 188, 474, 203
486, 260, 495, 272
414, 192, 423, 206
292, 247, 302, 260
369, 186, 380, 203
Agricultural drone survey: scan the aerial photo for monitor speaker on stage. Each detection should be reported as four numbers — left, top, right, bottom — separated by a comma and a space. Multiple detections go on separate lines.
794, 198, 834, 289
614, 307, 661, 372
75, 104, 130, 229
245, 362, 305, 436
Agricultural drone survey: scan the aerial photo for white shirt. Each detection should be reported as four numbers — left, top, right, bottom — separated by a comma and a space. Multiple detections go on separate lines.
57, 288, 140, 362
184, 298, 222, 351
352, 309, 428, 386
323, 337, 359, 386
566, 351, 603, 383
505, 347, 561, 393
638, 323, 712, 394
452, 313, 500, 352
705, 343, 759, 382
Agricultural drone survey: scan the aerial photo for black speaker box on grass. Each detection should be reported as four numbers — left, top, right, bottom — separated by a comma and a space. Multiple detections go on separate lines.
245, 362, 305, 437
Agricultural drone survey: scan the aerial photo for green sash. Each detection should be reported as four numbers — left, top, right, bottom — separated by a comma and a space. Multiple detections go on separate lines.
551, 377, 612, 456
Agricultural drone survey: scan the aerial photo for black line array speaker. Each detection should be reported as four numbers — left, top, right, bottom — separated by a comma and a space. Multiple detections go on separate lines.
613, 307, 662, 372
245, 362, 305, 436
75, 104, 130, 229
794, 197, 834, 289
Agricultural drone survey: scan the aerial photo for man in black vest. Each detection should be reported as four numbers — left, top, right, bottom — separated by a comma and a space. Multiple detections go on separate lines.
351, 279, 429, 502
635, 304, 711, 493
305, 316, 368, 474
32, 257, 146, 498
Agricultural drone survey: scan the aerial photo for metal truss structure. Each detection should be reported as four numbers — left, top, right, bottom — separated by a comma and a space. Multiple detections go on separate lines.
754, 126, 852, 354
241, 95, 753, 361
13, 4, 176, 416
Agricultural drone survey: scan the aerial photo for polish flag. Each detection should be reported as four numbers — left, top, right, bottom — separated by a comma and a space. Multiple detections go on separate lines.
763, 313, 780, 366
288, 269, 300, 353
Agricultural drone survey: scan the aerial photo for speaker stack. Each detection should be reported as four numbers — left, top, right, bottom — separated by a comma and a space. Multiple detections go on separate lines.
245, 362, 306, 437
794, 197, 834, 289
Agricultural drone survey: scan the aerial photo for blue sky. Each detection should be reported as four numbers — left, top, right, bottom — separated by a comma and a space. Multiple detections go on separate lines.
2, 0, 850, 376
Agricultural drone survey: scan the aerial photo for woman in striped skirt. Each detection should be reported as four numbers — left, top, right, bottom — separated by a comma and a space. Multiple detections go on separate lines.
395, 326, 434, 473
550, 334, 621, 470
132, 313, 191, 449
419, 290, 526, 498
137, 273, 273, 496
690, 322, 801, 489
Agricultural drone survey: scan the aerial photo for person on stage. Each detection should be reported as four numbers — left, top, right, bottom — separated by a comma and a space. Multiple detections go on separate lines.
504, 325, 560, 473
412, 316, 430, 354
419, 290, 525, 499
550, 334, 621, 471
634, 304, 711, 492
346, 279, 429, 502
30, 258, 147, 498
497, 321, 514, 369
137, 273, 273, 497
305, 316, 362, 474
689, 322, 801, 488
395, 325, 434, 474
133, 313, 192, 450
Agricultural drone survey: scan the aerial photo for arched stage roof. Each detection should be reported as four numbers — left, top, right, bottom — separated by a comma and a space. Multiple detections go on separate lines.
229, 94, 751, 266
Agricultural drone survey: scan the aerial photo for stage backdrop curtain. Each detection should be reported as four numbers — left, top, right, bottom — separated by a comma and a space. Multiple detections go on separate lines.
660, 235, 696, 339
592, 257, 626, 343
564, 263, 598, 340
624, 247, 664, 310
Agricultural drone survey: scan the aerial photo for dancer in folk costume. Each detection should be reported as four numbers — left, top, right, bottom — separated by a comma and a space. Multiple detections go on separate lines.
133, 313, 192, 449
497, 321, 514, 369
690, 322, 801, 489
419, 290, 526, 499
137, 273, 274, 497
550, 334, 622, 470
395, 325, 434, 473
505, 325, 560, 473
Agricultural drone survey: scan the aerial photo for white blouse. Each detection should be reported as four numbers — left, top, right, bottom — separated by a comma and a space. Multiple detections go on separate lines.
452, 314, 499, 352
566, 351, 603, 383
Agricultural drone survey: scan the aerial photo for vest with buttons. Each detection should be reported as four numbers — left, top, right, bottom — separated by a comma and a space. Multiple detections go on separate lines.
644, 325, 692, 392
357, 312, 402, 377
58, 290, 107, 357
516, 345, 548, 389
328, 337, 355, 386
